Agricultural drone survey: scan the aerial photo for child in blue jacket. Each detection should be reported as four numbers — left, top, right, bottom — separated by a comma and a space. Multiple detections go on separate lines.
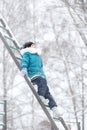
20, 42, 61, 118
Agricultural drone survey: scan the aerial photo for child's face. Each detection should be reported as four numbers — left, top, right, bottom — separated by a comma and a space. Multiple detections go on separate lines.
31, 44, 36, 48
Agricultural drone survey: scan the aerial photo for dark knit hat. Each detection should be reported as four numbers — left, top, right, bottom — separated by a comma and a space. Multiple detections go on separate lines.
23, 42, 35, 49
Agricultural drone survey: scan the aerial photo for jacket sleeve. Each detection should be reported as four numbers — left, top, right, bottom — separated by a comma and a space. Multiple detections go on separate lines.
41, 58, 43, 68
21, 53, 30, 69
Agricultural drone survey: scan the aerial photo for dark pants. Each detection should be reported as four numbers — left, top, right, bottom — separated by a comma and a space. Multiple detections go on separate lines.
32, 76, 57, 109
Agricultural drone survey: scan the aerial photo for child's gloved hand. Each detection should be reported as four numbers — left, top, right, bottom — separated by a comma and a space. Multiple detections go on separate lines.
21, 68, 28, 77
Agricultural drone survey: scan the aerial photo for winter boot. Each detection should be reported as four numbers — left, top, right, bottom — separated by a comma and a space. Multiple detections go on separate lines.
52, 107, 62, 119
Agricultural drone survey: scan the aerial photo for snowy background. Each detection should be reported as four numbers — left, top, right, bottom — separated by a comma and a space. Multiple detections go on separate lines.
0, 0, 87, 130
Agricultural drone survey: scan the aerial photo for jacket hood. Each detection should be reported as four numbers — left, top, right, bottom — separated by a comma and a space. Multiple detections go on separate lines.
20, 47, 42, 56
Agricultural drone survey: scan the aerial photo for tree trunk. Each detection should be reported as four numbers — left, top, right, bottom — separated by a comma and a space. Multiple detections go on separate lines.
3, 46, 7, 130
81, 49, 85, 130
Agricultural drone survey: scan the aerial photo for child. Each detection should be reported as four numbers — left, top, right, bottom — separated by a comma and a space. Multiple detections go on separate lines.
20, 42, 61, 118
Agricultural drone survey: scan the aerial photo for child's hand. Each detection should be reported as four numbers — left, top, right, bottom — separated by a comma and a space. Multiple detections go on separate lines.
21, 68, 28, 77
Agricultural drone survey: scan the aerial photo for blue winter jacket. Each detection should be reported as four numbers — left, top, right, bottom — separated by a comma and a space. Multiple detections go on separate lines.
21, 48, 46, 80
